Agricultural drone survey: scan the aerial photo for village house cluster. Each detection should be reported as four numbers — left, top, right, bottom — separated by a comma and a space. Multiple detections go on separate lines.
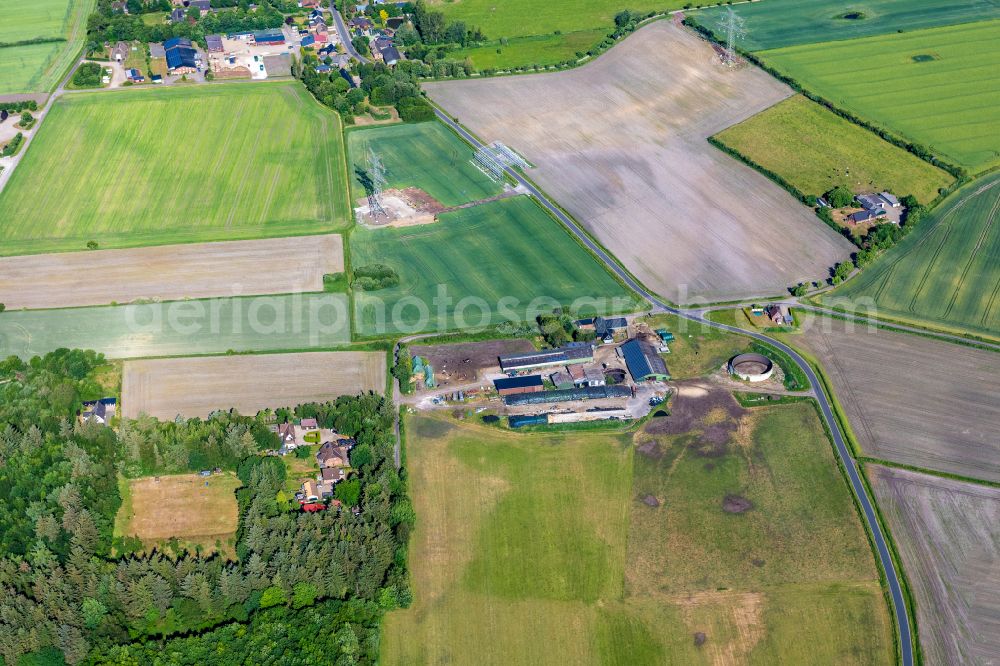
268, 418, 357, 512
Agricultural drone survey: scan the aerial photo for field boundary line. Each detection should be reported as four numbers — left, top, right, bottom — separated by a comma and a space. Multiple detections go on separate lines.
858, 457, 1000, 489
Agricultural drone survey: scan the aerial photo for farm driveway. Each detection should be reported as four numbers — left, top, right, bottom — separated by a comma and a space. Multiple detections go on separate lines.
425, 21, 853, 304
0, 234, 344, 309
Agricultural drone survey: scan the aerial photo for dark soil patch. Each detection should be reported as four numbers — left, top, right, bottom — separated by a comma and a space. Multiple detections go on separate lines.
838, 10, 866, 19
644, 384, 745, 437
912, 53, 938, 62
641, 494, 660, 507
703, 462, 715, 472
722, 494, 754, 514
752, 558, 765, 568
412, 417, 456, 440
410, 338, 536, 383
637, 440, 663, 459
694, 632, 707, 647
692, 438, 728, 458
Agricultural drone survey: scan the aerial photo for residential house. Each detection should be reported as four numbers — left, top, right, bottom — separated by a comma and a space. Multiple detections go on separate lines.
316, 439, 354, 468
494, 375, 544, 396
764, 304, 793, 325
321, 466, 346, 485
621, 339, 670, 382
378, 43, 401, 66
594, 316, 627, 343
299, 0, 319, 7
348, 17, 374, 36
301, 417, 318, 429
206, 34, 224, 52
189, 0, 211, 11
315, 63, 332, 73
848, 208, 886, 225
302, 480, 319, 502
386, 16, 406, 30
170, 8, 186, 23
81, 398, 117, 425
273, 421, 296, 445
111, 41, 130, 63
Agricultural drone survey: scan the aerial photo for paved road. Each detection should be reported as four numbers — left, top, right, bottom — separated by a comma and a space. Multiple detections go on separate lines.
330, 2, 370, 64
433, 106, 914, 666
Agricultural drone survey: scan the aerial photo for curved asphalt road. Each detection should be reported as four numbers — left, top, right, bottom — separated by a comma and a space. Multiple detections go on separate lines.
434, 106, 914, 666
330, 3, 370, 64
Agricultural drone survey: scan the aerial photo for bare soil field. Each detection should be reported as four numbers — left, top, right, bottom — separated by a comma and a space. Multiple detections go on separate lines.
868, 465, 1000, 664
122, 351, 386, 419
425, 21, 853, 303
118, 473, 241, 554
0, 235, 344, 310
790, 316, 1000, 481
410, 338, 536, 383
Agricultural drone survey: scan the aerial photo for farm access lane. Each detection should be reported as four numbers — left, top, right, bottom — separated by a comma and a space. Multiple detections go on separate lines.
431, 106, 914, 666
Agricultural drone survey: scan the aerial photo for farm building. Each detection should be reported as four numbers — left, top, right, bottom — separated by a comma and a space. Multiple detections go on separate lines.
621, 339, 670, 381
164, 37, 198, 72
300, 33, 315, 48
494, 375, 544, 396
503, 384, 632, 406
499, 343, 594, 373
206, 34, 224, 52
857, 192, 900, 211
125, 68, 145, 82
550, 371, 574, 389
253, 30, 286, 45
378, 43, 401, 66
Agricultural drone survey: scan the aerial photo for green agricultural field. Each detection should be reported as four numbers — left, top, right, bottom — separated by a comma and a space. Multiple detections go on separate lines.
714, 95, 954, 204
0, 0, 95, 93
826, 172, 1000, 340
0, 293, 351, 359
347, 121, 502, 207
695, 0, 1000, 51
351, 196, 641, 337
383, 401, 893, 664
758, 20, 1000, 171
0, 83, 350, 255
428, 0, 686, 68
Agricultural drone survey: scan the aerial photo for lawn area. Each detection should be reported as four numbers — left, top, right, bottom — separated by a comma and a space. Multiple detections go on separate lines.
351, 196, 641, 337
114, 472, 241, 557
383, 402, 893, 664
448, 28, 607, 70
0, 83, 351, 255
427, 0, 687, 67
825, 171, 1000, 340
346, 121, 502, 207
714, 95, 954, 204
0, 0, 95, 93
639, 312, 749, 380
0, 293, 351, 360
694, 0, 1000, 51
758, 20, 1000, 172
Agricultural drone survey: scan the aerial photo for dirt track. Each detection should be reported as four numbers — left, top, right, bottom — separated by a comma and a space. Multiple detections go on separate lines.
793, 316, 1000, 481
122, 351, 386, 419
868, 465, 1000, 664
0, 234, 344, 309
425, 21, 853, 303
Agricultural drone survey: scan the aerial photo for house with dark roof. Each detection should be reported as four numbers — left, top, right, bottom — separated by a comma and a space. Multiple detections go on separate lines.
205, 34, 223, 52
189, 0, 211, 11
764, 304, 793, 325
621, 339, 670, 381
317, 439, 355, 468
253, 30, 285, 45
170, 8, 186, 23
378, 44, 401, 66
493, 375, 544, 396
81, 398, 117, 425
848, 208, 886, 225
594, 316, 627, 343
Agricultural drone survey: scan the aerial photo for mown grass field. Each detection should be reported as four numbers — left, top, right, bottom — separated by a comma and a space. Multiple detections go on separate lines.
0, 83, 350, 254
758, 20, 1000, 171
115, 473, 240, 556
695, 0, 1000, 51
714, 95, 954, 204
428, 0, 687, 68
826, 172, 1000, 339
347, 121, 502, 207
0, 0, 94, 93
642, 312, 749, 380
0, 294, 351, 360
351, 196, 640, 337
383, 403, 893, 664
